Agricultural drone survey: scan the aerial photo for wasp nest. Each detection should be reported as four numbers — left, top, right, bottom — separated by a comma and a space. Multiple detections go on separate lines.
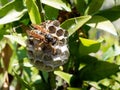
26, 20, 69, 72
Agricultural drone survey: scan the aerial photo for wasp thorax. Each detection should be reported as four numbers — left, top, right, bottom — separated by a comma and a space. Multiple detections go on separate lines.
26, 20, 69, 72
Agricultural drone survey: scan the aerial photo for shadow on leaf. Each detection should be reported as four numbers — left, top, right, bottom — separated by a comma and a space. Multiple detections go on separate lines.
70, 55, 120, 87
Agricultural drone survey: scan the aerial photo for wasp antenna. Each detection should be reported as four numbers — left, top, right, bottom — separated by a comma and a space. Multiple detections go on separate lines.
26, 30, 31, 35
31, 24, 42, 30
29, 24, 35, 30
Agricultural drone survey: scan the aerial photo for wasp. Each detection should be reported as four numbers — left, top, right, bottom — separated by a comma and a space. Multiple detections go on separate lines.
30, 24, 48, 34
26, 24, 47, 41
27, 24, 58, 54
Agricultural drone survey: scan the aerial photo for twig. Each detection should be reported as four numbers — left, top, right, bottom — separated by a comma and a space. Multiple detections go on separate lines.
48, 72, 56, 90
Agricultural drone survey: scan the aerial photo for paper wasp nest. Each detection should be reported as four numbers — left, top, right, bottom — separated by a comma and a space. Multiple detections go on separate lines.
26, 20, 69, 72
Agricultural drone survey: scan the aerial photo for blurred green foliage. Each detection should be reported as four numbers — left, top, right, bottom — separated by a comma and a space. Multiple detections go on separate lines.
0, 0, 120, 90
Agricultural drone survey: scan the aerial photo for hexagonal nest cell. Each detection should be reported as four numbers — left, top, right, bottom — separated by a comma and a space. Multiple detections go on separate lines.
26, 20, 69, 72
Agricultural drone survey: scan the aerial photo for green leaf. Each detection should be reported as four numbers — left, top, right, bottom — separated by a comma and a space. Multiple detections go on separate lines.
78, 55, 120, 81
17, 46, 27, 60
97, 5, 120, 21
87, 16, 117, 36
54, 71, 72, 85
14, 70, 32, 90
4, 34, 26, 47
0, 39, 6, 52
0, 0, 27, 24
79, 55, 120, 81
74, 0, 87, 15
41, 0, 71, 12
102, 45, 120, 60
85, 0, 104, 15
32, 79, 50, 90
0, 25, 6, 40
44, 5, 59, 20
61, 15, 91, 36
25, 0, 41, 24
0, 0, 9, 6
67, 87, 81, 90
79, 37, 101, 55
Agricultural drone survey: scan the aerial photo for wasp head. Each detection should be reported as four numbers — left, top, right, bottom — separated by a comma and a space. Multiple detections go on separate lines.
45, 34, 57, 45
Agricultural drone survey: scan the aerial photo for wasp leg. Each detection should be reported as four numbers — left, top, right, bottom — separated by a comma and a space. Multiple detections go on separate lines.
48, 43, 56, 55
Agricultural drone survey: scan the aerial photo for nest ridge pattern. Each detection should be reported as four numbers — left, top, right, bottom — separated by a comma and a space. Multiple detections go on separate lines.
26, 20, 69, 71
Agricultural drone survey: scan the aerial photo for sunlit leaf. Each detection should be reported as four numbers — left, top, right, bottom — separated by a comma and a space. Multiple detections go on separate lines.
67, 87, 81, 90
54, 71, 72, 85
87, 16, 117, 36
86, 81, 101, 89
41, 0, 71, 12
79, 37, 101, 55
102, 45, 120, 60
4, 34, 26, 47
25, 0, 41, 24
0, 0, 27, 24
0, 39, 6, 52
85, 0, 104, 15
61, 15, 91, 36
